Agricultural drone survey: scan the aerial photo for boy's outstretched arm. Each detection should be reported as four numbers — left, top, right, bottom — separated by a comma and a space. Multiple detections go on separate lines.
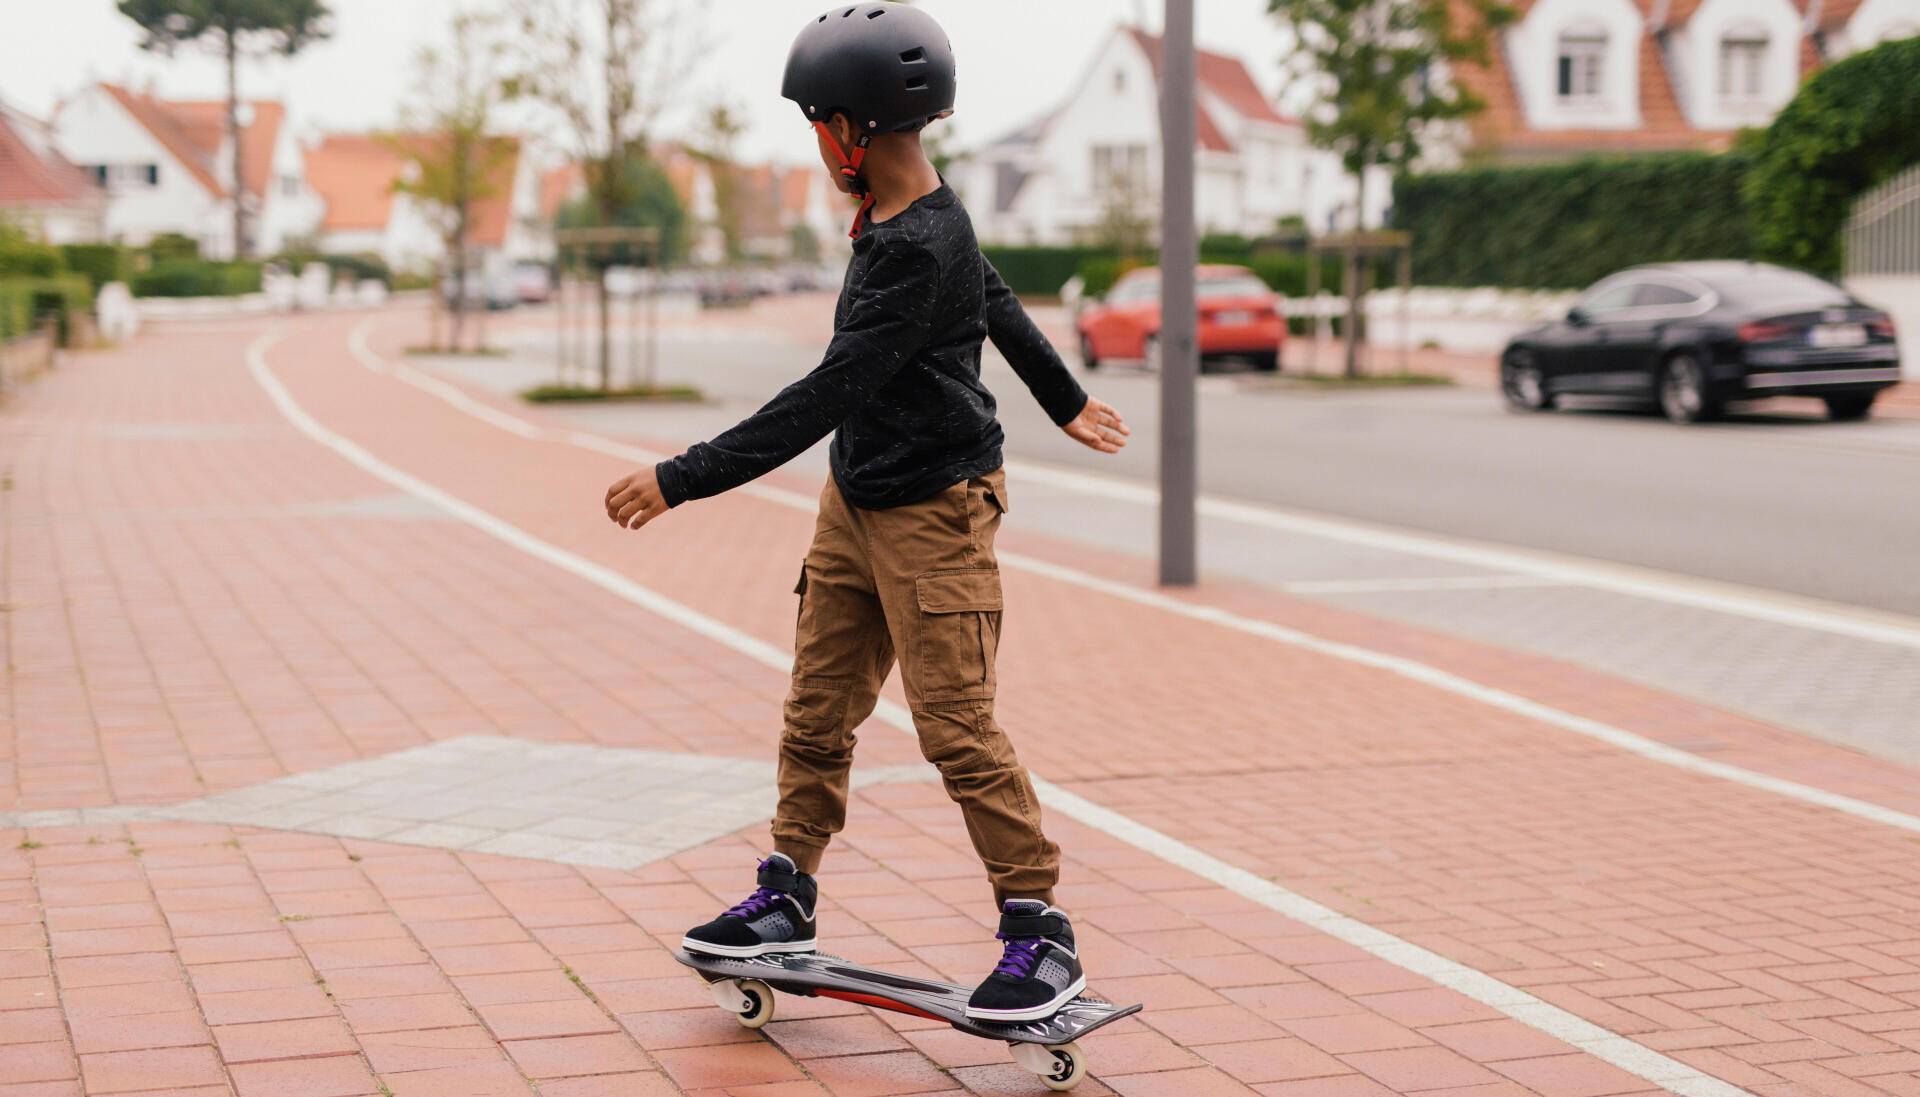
606, 243, 940, 530
983, 258, 1129, 453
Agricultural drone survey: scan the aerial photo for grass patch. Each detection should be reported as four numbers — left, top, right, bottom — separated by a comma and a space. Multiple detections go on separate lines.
1272, 371, 1454, 389
521, 383, 704, 404
405, 345, 509, 357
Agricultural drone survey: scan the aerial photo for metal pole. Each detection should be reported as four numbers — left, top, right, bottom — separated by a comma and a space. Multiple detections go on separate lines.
1158, 0, 1198, 587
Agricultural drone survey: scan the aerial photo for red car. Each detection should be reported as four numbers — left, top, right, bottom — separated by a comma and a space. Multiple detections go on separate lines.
1076, 265, 1285, 372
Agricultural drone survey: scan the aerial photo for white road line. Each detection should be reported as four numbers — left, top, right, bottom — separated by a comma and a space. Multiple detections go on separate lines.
1001, 459, 1920, 652
297, 326, 1759, 1097
1280, 575, 1573, 594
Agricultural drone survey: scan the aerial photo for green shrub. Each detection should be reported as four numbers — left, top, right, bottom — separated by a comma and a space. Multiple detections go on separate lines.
0, 229, 65, 279
145, 232, 201, 262
324, 252, 391, 285
1393, 153, 1754, 289
60, 244, 131, 292
0, 275, 91, 344
130, 259, 264, 298
1746, 36, 1920, 275
981, 246, 1110, 295
0, 281, 32, 340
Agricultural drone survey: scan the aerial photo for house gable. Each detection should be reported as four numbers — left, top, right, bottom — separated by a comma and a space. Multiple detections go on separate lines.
1505, 0, 1646, 131
1672, 0, 1803, 130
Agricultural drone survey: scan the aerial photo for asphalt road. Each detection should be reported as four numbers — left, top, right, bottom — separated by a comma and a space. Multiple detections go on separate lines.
504, 326, 1920, 618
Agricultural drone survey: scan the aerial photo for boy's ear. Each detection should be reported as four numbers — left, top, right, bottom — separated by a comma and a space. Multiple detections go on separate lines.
827, 113, 856, 149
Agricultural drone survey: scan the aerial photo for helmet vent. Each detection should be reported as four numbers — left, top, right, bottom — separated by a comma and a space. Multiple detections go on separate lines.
867, 7, 885, 16
899, 47, 925, 63
841, 7, 855, 16
905, 76, 928, 90
817, 13, 827, 20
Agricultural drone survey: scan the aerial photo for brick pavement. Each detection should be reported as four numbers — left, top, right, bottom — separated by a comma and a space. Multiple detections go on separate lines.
2, 310, 1918, 1095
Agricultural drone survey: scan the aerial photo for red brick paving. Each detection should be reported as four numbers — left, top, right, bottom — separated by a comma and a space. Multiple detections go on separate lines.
2, 310, 1919, 1095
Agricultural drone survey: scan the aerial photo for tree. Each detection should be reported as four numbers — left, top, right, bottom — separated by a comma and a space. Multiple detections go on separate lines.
391, 9, 515, 353
1745, 36, 1920, 276
555, 154, 687, 261
508, 0, 700, 391
1268, 0, 1512, 375
693, 104, 748, 262
117, 0, 332, 259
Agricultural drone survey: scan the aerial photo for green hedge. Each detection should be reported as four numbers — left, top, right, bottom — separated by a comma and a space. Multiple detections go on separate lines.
0, 234, 65, 279
1746, 36, 1920, 275
980, 246, 1110, 296
60, 244, 133, 293
0, 275, 92, 344
131, 259, 264, 298
1076, 249, 1353, 298
1392, 153, 1754, 289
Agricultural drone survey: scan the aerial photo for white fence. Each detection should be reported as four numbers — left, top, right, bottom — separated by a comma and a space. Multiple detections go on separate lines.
1844, 163, 1920, 379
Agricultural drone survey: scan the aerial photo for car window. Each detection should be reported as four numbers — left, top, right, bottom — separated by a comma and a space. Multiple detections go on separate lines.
1634, 283, 1696, 308
1580, 281, 1640, 313
1715, 270, 1851, 310
1110, 277, 1159, 303
1199, 277, 1271, 298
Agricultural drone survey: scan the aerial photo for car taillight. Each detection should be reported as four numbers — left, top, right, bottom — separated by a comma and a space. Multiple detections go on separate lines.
1869, 315, 1897, 339
1738, 320, 1799, 343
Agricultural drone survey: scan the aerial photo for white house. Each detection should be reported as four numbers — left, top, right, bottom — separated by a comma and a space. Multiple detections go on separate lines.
950, 26, 1388, 246
1447, 0, 1920, 162
50, 83, 321, 257
0, 98, 106, 244
303, 132, 544, 278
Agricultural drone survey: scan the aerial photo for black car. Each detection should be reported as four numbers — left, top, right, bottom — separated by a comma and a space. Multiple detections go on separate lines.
1500, 262, 1901, 423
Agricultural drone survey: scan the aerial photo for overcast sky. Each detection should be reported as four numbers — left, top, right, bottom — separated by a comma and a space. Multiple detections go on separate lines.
0, 0, 1298, 166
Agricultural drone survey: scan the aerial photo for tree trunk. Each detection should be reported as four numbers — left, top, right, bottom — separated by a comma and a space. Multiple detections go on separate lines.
225, 30, 248, 260
1344, 169, 1366, 380
597, 267, 612, 392
451, 237, 469, 353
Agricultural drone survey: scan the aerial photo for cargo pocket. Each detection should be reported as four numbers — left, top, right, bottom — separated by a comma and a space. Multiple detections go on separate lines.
914, 568, 1003, 704
786, 564, 853, 747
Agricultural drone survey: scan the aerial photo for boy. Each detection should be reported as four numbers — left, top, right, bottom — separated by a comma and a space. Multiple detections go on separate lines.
603, 3, 1129, 1022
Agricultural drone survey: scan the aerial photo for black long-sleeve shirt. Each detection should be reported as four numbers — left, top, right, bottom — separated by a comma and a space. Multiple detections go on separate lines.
653, 184, 1087, 511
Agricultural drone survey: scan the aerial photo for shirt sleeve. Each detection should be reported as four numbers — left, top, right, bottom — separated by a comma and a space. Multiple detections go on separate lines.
983, 257, 1089, 427
654, 242, 942, 508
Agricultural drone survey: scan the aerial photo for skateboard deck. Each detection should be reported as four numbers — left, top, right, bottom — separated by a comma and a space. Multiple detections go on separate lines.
675, 948, 1141, 1088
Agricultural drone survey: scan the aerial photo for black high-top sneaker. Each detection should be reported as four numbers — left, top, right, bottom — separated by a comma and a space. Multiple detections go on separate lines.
965, 900, 1086, 1021
681, 853, 818, 958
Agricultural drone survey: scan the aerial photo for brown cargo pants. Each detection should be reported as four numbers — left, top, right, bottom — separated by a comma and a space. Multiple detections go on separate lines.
770, 468, 1061, 906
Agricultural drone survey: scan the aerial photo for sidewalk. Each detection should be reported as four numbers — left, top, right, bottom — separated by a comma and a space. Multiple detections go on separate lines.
4, 310, 1920, 1096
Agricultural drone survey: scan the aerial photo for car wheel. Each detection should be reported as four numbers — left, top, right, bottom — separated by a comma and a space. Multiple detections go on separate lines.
1658, 353, 1720, 424
1079, 334, 1100, 371
1824, 394, 1876, 421
1252, 351, 1280, 373
1500, 350, 1554, 411
1143, 334, 1161, 372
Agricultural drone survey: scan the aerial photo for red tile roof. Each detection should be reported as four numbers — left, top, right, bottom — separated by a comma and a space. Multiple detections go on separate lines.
540, 163, 584, 223
168, 99, 285, 202
1124, 27, 1302, 153
306, 133, 521, 247
1445, 0, 1776, 160
100, 83, 223, 196
0, 105, 102, 207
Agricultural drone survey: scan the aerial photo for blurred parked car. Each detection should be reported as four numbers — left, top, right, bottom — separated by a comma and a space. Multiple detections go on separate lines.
1076, 265, 1285, 372
1501, 262, 1900, 423
513, 262, 554, 304
441, 266, 517, 311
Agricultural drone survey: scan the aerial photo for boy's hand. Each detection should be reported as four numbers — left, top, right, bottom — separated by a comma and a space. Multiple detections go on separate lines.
606, 467, 669, 530
1063, 396, 1130, 454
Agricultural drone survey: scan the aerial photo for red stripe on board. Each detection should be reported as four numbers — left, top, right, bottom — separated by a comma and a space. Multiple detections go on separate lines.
816, 988, 945, 1022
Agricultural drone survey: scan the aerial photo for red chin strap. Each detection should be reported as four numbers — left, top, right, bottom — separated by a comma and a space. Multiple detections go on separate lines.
816, 121, 876, 239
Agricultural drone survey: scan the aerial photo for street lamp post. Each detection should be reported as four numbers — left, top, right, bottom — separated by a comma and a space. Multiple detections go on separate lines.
1159, 0, 1198, 586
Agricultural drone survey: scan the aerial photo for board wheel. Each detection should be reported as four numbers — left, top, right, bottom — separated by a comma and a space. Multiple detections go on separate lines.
1025, 1041, 1087, 1090
710, 977, 775, 1029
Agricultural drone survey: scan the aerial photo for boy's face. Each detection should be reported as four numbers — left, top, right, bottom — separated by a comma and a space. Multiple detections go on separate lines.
816, 115, 857, 194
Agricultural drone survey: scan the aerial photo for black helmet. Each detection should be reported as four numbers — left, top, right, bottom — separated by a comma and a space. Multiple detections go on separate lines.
782, 4, 957, 136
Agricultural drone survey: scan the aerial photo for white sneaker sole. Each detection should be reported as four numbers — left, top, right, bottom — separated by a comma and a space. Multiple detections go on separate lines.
965, 974, 1087, 1021
680, 936, 817, 958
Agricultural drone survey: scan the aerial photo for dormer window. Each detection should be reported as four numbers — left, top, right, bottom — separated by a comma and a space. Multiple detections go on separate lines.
1718, 26, 1768, 102
1557, 25, 1607, 102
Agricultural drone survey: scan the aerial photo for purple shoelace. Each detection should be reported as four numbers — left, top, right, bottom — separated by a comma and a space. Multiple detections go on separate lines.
992, 932, 1043, 979
727, 858, 788, 920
